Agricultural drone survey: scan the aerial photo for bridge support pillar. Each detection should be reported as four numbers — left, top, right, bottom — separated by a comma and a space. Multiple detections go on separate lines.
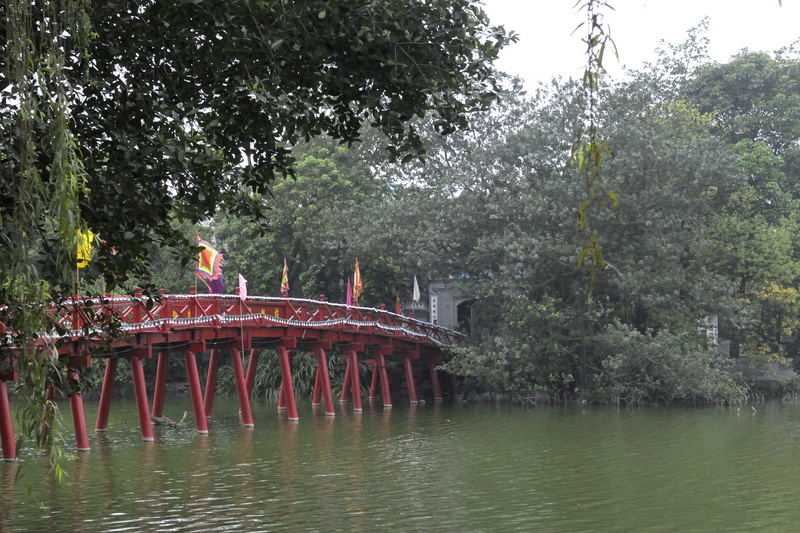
151, 352, 168, 420
312, 362, 322, 407
373, 346, 393, 408
278, 345, 299, 421
278, 381, 287, 410
339, 344, 363, 411
338, 360, 351, 404
403, 357, 418, 404
349, 349, 363, 411
130, 356, 154, 442
185, 350, 209, 434
245, 349, 260, 398
368, 360, 379, 400
0, 380, 16, 461
68, 370, 90, 452
231, 348, 254, 427
95, 358, 117, 431
428, 362, 443, 401
314, 346, 335, 417
203, 349, 221, 419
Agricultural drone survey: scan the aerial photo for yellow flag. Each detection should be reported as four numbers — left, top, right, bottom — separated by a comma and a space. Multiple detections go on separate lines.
77, 229, 94, 268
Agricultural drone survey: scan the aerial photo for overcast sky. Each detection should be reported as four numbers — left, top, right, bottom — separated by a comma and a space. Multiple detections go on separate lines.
480, 1, 800, 87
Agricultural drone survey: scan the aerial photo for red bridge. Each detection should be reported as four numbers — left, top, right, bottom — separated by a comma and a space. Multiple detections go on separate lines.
0, 288, 462, 461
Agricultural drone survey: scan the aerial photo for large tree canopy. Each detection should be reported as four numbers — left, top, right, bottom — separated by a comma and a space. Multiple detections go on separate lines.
0, 0, 513, 290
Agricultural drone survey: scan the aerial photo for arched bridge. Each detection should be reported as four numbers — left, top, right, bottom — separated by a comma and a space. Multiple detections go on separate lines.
0, 288, 462, 461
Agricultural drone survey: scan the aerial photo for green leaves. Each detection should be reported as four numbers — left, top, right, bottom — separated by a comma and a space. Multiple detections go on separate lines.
1, 0, 514, 295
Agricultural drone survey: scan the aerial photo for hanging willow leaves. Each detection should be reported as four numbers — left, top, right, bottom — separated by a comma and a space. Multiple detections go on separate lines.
572, 0, 617, 288
2, 0, 93, 476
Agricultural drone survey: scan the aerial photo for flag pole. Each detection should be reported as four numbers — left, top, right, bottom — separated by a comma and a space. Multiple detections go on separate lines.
238, 274, 248, 356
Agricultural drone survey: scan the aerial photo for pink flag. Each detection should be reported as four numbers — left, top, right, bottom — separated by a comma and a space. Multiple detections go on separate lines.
346, 278, 353, 307
238, 273, 248, 301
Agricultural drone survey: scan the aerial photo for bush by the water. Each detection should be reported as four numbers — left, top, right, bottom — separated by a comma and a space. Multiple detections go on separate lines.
591, 322, 747, 405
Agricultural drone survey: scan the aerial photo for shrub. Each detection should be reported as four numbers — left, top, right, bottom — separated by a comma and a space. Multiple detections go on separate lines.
592, 321, 747, 405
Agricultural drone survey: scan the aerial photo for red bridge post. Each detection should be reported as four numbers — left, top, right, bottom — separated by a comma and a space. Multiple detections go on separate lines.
185, 343, 209, 434
245, 349, 260, 398
375, 345, 393, 408
95, 358, 117, 431
403, 354, 419, 405
68, 369, 91, 452
278, 340, 298, 421
278, 381, 286, 410
349, 347, 363, 411
130, 354, 154, 442
203, 348, 221, 419
339, 344, 364, 411
231, 347, 254, 427
0, 380, 16, 461
368, 360, 379, 400
314, 342, 335, 417
151, 351, 169, 420
337, 358, 350, 404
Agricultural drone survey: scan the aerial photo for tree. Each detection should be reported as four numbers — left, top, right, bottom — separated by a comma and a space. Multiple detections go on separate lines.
685, 51, 800, 155
395, 64, 749, 402
683, 51, 800, 361
1, 0, 514, 291
214, 137, 387, 300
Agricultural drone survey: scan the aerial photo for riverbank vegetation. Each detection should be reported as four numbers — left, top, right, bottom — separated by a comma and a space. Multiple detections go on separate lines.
134, 26, 800, 406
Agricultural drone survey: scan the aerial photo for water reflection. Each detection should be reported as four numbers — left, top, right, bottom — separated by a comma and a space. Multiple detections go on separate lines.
0, 461, 18, 532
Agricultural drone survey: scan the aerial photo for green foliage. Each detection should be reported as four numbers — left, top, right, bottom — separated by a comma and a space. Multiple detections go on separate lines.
681, 49, 800, 361
592, 322, 746, 405
443, 295, 579, 401
216, 137, 388, 301
0, 0, 94, 477
368, 27, 800, 404
685, 51, 800, 153
1, 0, 514, 292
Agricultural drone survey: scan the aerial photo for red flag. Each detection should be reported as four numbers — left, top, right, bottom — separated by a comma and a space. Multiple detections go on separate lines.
353, 258, 363, 301
346, 278, 353, 307
281, 258, 290, 297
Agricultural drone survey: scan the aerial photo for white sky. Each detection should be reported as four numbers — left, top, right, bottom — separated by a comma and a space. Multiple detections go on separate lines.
481, 0, 800, 87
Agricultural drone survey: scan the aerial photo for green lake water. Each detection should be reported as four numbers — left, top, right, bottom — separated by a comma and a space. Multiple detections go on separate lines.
3, 396, 800, 532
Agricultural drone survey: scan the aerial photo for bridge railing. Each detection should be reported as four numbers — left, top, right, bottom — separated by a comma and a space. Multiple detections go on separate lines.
43, 290, 462, 348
